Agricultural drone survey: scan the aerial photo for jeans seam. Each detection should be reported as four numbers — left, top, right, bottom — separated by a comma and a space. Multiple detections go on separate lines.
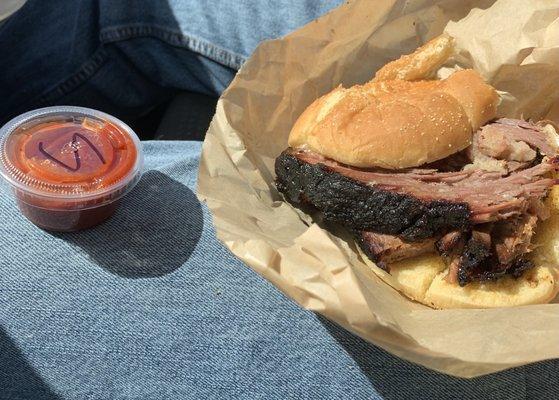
33, 47, 110, 107
99, 24, 247, 70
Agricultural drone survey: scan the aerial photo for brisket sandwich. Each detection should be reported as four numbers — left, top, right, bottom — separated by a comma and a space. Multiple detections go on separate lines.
274, 35, 559, 308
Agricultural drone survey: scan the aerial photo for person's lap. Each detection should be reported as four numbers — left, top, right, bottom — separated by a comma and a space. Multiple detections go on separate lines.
0, 0, 342, 127
0, 141, 557, 399
1, 1, 559, 398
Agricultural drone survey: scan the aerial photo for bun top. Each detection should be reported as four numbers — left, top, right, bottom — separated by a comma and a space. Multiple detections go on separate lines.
288, 36, 499, 169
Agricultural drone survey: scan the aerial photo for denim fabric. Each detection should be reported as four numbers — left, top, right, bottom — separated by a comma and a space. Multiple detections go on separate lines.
0, 141, 558, 399
2, 1, 559, 398
0, 0, 342, 126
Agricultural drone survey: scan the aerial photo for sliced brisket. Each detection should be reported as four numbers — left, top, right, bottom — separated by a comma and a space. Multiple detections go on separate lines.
493, 214, 538, 265
456, 233, 534, 286
436, 231, 465, 257
275, 150, 471, 241
358, 217, 538, 286
437, 217, 537, 286
467, 118, 557, 174
356, 231, 436, 270
493, 118, 557, 156
277, 148, 557, 229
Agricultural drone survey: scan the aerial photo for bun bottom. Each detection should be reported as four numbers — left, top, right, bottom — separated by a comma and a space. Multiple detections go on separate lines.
356, 187, 559, 309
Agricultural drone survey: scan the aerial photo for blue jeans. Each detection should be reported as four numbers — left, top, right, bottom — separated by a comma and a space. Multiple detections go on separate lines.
0, 0, 342, 126
1, 141, 558, 400
1, 1, 559, 399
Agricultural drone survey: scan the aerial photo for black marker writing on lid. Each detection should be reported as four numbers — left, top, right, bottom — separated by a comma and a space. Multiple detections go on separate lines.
38, 132, 106, 172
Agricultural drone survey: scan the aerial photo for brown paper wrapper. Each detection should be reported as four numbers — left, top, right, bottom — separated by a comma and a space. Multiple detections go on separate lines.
197, 0, 559, 377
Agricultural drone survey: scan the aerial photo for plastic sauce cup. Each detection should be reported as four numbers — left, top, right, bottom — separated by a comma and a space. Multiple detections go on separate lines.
0, 106, 143, 232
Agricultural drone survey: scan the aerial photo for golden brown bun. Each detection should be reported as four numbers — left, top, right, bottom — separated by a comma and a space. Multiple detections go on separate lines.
373, 34, 455, 82
356, 180, 559, 309
289, 70, 499, 169
288, 35, 499, 169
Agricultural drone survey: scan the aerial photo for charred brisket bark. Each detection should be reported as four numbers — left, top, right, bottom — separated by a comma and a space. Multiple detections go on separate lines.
275, 150, 471, 241
457, 235, 534, 285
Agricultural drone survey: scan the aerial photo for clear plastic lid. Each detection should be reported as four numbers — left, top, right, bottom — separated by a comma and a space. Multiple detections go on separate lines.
0, 106, 143, 209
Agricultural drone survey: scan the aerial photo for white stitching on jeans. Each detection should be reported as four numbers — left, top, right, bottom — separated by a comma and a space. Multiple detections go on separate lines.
99, 24, 247, 70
